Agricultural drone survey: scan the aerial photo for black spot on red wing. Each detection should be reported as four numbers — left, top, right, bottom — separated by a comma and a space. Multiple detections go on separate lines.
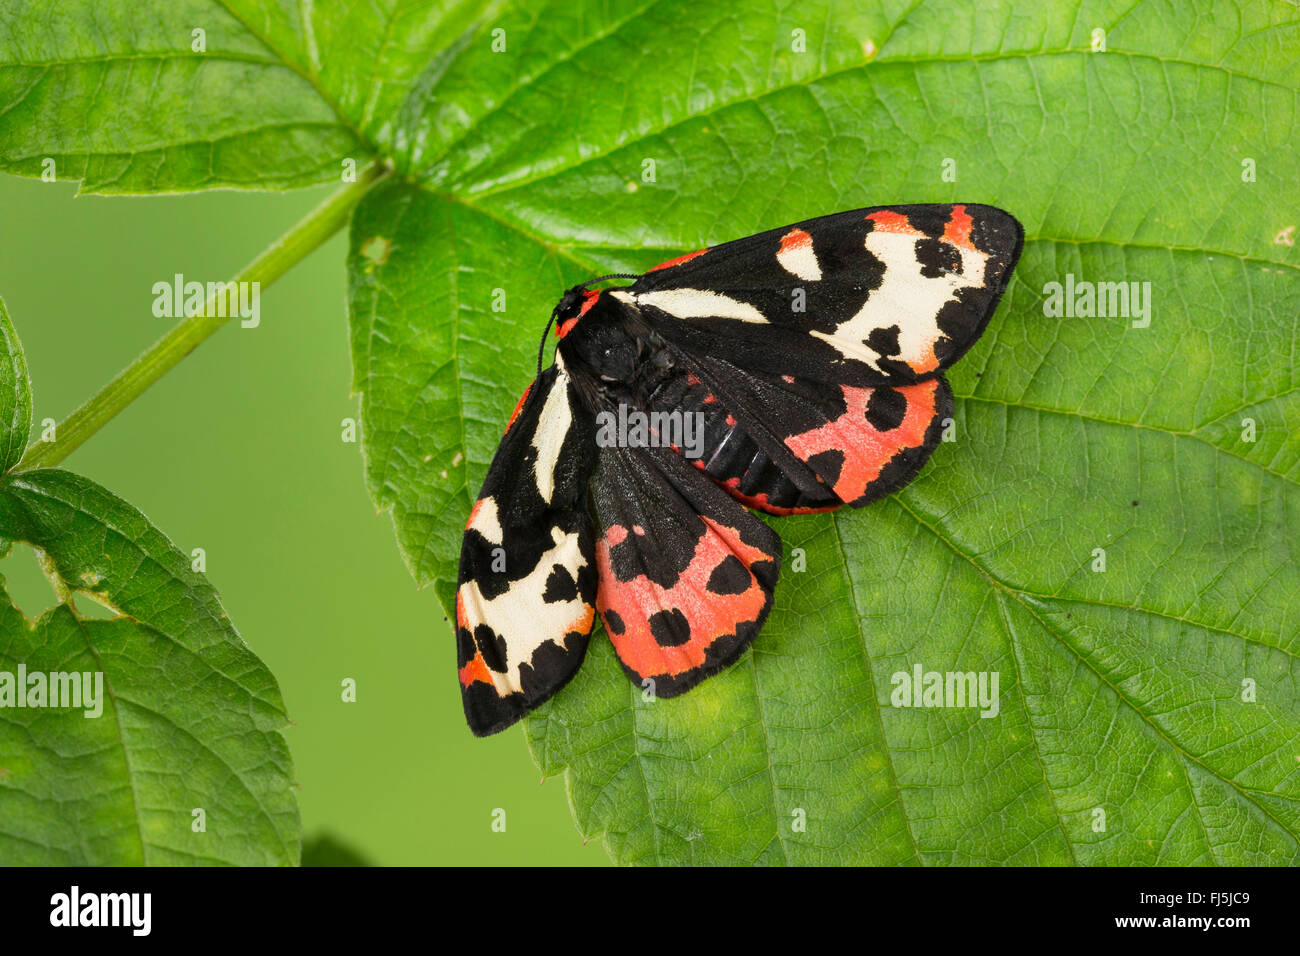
915, 236, 963, 277
749, 559, 778, 587
733, 617, 763, 645
806, 448, 845, 486
542, 563, 578, 603
608, 518, 702, 589
865, 386, 908, 431
604, 608, 625, 635
865, 325, 901, 357
648, 608, 691, 647
707, 555, 751, 596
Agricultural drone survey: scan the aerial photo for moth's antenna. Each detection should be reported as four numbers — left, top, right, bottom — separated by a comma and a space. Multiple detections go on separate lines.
537, 305, 561, 379
536, 273, 642, 377
579, 272, 640, 288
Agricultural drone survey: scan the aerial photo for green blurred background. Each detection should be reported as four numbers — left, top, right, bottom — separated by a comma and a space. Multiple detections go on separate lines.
0, 175, 605, 866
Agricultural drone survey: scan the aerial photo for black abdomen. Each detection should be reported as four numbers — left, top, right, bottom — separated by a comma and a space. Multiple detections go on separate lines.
635, 361, 838, 515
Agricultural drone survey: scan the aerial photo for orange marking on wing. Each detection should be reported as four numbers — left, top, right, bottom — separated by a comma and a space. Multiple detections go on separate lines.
779, 228, 813, 253
596, 518, 769, 679
943, 204, 975, 250
908, 341, 941, 374
456, 591, 495, 688
649, 249, 706, 272
505, 383, 531, 433
569, 604, 595, 636
865, 210, 923, 235
784, 380, 939, 504
458, 651, 494, 688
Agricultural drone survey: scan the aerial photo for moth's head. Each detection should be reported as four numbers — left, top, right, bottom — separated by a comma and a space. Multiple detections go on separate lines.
552, 285, 601, 340
537, 273, 641, 382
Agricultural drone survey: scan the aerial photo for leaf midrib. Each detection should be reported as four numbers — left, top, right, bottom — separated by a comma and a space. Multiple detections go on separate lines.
1, 50, 285, 68
446, 46, 1300, 199
68, 612, 146, 866
416, 0, 667, 176
994, 591, 1080, 864
212, 0, 371, 149
827, 513, 923, 864
3, 121, 351, 166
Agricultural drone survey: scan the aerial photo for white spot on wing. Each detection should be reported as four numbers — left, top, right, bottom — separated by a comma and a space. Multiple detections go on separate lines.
531, 363, 573, 504
776, 229, 821, 281
636, 288, 768, 324
467, 497, 503, 545
813, 229, 989, 372
458, 525, 591, 693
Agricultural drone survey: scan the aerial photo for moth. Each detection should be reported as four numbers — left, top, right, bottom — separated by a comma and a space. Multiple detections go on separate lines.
456, 204, 1023, 736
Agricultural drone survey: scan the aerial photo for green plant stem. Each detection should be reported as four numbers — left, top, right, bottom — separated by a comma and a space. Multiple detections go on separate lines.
17, 162, 391, 471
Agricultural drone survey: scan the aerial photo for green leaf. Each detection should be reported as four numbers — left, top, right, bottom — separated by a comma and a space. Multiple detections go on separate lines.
0, 470, 300, 865
347, 0, 1300, 865
0, 0, 503, 193
0, 295, 30, 474
0, 307, 297, 865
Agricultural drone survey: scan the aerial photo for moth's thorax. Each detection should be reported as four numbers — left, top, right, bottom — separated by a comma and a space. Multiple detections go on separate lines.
556, 289, 660, 386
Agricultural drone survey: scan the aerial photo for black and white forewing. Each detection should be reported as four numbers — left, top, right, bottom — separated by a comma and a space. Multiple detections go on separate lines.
626, 203, 1023, 386
455, 357, 597, 736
